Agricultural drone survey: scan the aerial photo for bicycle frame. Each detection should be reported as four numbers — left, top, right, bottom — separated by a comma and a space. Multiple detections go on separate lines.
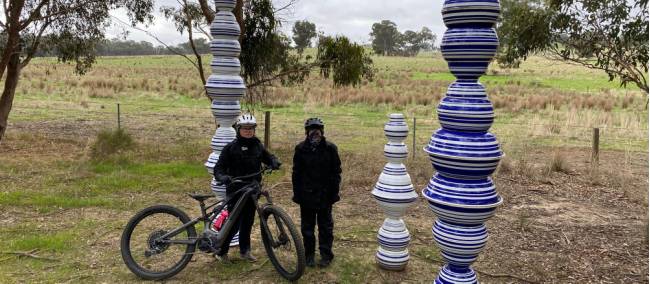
156, 177, 288, 251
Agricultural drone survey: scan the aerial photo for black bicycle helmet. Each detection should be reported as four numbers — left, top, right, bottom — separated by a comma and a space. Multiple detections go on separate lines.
304, 117, 324, 134
304, 117, 324, 128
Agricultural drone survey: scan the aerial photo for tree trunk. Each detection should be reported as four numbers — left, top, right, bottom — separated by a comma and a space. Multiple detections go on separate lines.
235, 0, 244, 43
0, 50, 22, 143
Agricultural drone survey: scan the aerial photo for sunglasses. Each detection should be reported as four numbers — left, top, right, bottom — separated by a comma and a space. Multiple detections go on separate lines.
240, 126, 256, 131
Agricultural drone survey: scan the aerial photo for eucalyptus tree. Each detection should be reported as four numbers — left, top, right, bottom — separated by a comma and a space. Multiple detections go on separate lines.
497, 0, 648, 92
0, 0, 155, 142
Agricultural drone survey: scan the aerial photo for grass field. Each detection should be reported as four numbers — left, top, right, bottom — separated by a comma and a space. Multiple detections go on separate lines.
0, 52, 648, 283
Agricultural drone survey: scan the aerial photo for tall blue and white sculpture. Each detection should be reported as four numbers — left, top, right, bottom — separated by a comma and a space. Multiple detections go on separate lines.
372, 114, 418, 270
204, 0, 244, 247
422, 1, 503, 283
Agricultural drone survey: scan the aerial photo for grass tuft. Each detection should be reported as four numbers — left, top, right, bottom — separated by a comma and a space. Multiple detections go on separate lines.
547, 151, 571, 174
90, 128, 135, 160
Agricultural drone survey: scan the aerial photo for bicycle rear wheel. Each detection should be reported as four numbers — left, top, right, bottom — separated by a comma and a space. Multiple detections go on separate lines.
260, 205, 306, 281
120, 205, 197, 280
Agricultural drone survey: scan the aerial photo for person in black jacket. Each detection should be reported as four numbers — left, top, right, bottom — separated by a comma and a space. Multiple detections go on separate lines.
213, 113, 280, 263
292, 117, 342, 268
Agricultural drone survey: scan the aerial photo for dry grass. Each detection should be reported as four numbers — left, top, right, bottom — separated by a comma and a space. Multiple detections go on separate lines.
547, 150, 571, 174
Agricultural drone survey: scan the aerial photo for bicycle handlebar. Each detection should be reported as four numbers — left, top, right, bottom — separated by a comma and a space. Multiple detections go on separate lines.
231, 166, 272, 183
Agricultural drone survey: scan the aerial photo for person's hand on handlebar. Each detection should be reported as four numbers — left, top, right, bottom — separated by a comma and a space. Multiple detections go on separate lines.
217, 175, 232, 185
270, 158, 282, 170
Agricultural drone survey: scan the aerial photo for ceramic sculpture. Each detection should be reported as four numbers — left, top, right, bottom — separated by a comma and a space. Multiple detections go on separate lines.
372, 114, 418, 270
204, 0, 244, 247
422, 1, 503, 283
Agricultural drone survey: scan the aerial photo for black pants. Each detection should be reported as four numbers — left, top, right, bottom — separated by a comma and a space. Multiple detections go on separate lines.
218, 195, 256, 256
300, 205, 334, 260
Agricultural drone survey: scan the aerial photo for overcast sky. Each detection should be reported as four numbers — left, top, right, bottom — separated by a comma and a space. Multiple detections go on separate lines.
107, 0, 445, 46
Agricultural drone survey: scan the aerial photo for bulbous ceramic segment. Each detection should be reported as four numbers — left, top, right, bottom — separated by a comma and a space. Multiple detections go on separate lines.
211, 177, 226, 198
211, 100, 241, 122
214, 0, 236, 11
423, 173, 501, 206
442, 0, 500, 28
377, 218, 411, 250
424, 129, 502, 179
372, 164, 418, 217
229, 232, 240, 247
211, 57, 241, 75
441, 28, 498, 80
206, 74, 246, 101
384, 142, 408, 162
384, 113, 409, 142
433, 219, 488, 266
438, 81, 494, 132
435, 265, 478, 284
376, 246, 409, 271
211, 127, 236, 152
211, 11, 239, 39
205, 152, 220, 174
210, 39, 241, 57
424, 199, 500, 225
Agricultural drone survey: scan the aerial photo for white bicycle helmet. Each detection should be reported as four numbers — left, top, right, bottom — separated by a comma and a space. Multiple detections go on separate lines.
236, 113, 257, 127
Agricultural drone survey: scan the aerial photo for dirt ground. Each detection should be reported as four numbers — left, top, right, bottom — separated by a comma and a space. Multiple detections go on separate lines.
0, 118, 648, 284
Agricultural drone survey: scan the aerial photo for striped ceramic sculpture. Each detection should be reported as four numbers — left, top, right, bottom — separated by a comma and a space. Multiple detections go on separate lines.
372, 113, 418, 270
204, 0, 244, 247
422, 1, 503, 283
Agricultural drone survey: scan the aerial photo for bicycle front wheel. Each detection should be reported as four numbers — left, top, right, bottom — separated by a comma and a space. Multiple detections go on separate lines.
260, 205, 306, 281
120, 205, 197, 280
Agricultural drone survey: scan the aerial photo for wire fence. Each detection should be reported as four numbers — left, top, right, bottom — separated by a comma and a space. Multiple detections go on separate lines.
7, 101, 649, 160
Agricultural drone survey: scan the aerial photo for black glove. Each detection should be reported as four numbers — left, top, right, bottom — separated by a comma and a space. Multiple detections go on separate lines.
271, 159, 282, 170
217, 175, 232, 185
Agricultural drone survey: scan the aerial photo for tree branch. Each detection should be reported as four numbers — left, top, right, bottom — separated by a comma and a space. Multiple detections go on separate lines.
197, 0, 214, 24
274, 0, 297, 13
110, 15, 200, 71
20, 0, 103, 28
179, 0, 209, 101
20, 21, 51, 68
19, 0, 48, 29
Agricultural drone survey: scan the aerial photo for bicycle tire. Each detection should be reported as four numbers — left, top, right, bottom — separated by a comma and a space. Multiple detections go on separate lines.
260, 205, 306, 281
120, 204, 197, 280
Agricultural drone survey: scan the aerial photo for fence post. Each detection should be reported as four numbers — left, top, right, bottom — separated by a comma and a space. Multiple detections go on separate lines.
412, 117, 416, 160
592, 127, 600, 164
264, 111, 271, 149
117, 103, 121, 130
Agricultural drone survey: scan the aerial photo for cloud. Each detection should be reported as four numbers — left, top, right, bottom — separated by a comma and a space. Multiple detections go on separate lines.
107, 0, 445, 46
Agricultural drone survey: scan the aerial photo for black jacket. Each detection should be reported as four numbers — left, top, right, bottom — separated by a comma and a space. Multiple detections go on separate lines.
292, 137, 342, 208
213, 136, 277, 198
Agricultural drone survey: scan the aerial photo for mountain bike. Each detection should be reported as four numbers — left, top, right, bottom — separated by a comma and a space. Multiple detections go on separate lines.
120, 167, 305, 281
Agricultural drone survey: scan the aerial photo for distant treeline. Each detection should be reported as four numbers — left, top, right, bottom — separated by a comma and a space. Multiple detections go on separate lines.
33, 38, 210, 57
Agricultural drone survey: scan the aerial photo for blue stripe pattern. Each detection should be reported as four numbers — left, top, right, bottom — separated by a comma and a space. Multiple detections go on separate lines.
442, 0, 500, 28
426, 1, 502, 282
372, 114, 417, 271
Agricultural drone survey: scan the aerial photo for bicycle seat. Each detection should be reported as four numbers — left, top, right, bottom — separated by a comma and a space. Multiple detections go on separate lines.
188, 193, 213, 202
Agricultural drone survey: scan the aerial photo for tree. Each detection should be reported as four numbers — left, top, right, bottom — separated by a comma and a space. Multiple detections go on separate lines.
161, 0, 210, 91
497, 0, 648, 92
370, 21, 436, 57
370, 20, 400, 56
0, 0, 154, 142
292, 20, 316, 54
398, 27, 435, 56
317, 36, 374, 86
193, 0, 373, 105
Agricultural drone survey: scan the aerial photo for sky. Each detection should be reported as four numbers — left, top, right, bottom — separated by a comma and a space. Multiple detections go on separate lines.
106, 0, 446, 46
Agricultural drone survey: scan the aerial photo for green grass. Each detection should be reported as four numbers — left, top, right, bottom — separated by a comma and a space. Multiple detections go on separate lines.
0, 191, 115, 210
412, 71, 630, 92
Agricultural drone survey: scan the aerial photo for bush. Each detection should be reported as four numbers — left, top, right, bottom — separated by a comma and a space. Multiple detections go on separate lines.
90, 128, 135, 160
547, 151, 570, 174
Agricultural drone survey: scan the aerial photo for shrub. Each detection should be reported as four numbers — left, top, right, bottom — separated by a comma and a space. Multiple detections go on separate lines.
547, 151, 570, 174
90, 128, 135, 160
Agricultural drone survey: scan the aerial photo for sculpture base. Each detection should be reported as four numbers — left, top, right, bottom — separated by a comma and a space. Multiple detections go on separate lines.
434, 264, 477, 284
